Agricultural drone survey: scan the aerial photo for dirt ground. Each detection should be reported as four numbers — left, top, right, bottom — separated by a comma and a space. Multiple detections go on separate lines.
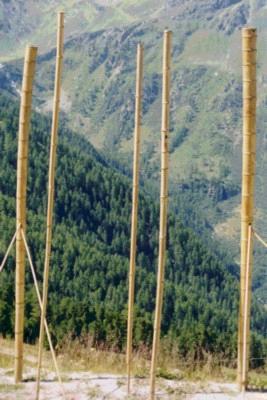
0, 367, 266, 400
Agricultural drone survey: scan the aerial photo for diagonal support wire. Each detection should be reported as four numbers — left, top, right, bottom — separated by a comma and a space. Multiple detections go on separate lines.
20, 228, 66, 399
253, 229, 267, 248
242, 224, 252, 392
241, 225, 267, 392
0, 227, 66, 399
0, 226, 20, 273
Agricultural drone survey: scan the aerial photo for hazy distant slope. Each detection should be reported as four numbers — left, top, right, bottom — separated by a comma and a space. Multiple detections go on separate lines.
0, 0, 254, 60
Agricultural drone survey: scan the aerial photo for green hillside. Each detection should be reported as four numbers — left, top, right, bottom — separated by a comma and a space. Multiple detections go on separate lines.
2, 0, 265, 216
1, 93, 266, 361
1, 1, 267, 307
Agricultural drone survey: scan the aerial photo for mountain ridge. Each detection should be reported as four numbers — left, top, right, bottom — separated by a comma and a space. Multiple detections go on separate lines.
0, 0, 254, 61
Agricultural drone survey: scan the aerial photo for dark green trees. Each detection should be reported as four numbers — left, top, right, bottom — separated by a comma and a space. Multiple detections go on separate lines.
0, 93, 266, 361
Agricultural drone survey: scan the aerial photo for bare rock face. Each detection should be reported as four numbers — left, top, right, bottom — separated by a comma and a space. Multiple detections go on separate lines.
166, 0, 250, 35
211, 0, 242, 9
255, 0, 267, 10
216, 3, 249, 34
167, 0, 243, 12
166, 0, 246, 24
0, 0, 262, 53
0, 0, 37, 37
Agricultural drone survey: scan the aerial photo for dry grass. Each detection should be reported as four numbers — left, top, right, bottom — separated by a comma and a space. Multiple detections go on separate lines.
1, 336, 267, 391
0, 383, 23, 393
56, 339, 150, 377
0, 353, 14, 369
0, 336, 53, 376
249, 368, 267, 390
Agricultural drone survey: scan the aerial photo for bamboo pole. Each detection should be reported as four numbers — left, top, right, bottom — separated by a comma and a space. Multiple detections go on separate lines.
15, 45, 38, 383
35, 12, 64, 399
149, 30, 172, 400
242, 224, 252, 392
238, 27, 257, 391
126, 42, 144, 394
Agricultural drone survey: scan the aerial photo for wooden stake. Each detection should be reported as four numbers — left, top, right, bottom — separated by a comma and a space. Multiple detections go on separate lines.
149, 30, 172, 400
126, 42, 144, 394
238, 27, 257, 391
15, 45, 38, 384
35, 12, 64, 399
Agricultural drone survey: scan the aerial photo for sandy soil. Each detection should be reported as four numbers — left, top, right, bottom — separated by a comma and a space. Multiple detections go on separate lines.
0, 367, 266, 400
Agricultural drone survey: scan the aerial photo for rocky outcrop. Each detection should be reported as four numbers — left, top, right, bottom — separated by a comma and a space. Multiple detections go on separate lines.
215, 2, 249, 34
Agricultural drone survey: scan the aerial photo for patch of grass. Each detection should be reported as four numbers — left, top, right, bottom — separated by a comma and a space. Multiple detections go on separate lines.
0, 354, 13, 369
156, 368, 182, 380
116, 377, 125, 387
0, 383, 23, 392
55, 338, 150, 379
181, 29, 230, 68
86, 385, 101, 398
0, 336, 55, 375
249, 368, 267, 390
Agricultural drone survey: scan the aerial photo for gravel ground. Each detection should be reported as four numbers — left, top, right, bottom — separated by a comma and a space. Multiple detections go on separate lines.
0, 367, 266, 399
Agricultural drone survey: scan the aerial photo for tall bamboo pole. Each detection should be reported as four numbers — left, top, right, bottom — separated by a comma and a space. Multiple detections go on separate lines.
35, 12, 64, 399
149, 30, 172, 400
126, 42, 144, 394
15, 45, 38, 384
238, 27, 257, 391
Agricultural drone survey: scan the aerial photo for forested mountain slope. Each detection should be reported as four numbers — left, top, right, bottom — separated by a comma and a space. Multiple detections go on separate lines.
1, 2, 267, 300
0, 93, 266, 360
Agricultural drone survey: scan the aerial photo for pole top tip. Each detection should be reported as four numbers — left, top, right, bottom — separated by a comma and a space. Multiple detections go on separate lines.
58, 10, 65, 19
26, 45, 38, 54
242, 26, 257, 35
